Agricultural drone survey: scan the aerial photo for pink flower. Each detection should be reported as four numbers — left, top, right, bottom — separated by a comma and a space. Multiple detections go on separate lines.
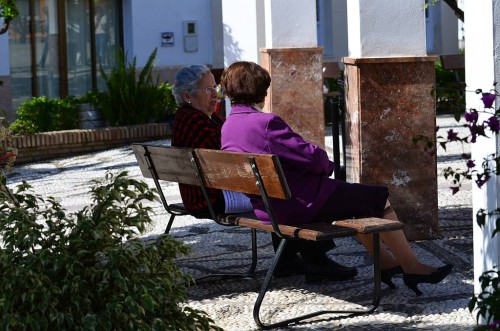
465, 110, 478, 123
486, 115, 500, 132
447, 129, 459, 141
482, 93, 496, 108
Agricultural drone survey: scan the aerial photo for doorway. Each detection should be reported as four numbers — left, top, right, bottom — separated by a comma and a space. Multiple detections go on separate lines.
8, 0, 122, 111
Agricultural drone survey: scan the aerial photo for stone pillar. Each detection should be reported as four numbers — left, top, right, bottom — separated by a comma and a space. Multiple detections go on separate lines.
260, 48, 324, 148
259, 0, 324, 148
221, 0, 322, 145
343, 56, 438, 240
344, 1, 437, 240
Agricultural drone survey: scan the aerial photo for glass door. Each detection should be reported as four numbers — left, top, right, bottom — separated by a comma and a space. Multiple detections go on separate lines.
65, 0, 92, 96
8, 0, 35, 110
8, 0, 122, 110
35, 0, 60, 99
95, 0, 121, 90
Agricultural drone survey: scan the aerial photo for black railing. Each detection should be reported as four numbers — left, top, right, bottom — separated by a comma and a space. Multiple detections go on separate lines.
326, 78, 347, 181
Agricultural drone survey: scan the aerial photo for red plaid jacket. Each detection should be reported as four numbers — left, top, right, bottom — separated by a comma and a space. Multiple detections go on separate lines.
171, 105, 224, 214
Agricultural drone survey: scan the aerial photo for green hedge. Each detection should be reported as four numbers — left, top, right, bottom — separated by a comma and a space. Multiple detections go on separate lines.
9, 96, 79, 134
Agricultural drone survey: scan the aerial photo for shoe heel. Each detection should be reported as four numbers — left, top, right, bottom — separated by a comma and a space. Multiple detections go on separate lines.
403, 264, 453, 296
403, 278, 423, 296
381, 276, 395, 289
381, 266, 403, 289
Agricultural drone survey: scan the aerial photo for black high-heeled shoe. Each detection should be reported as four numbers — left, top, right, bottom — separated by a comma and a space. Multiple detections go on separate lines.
403, 264, 453, 296
381, 266, 403, 289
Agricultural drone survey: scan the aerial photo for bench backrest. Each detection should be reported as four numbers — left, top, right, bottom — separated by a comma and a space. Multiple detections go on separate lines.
132, 144, 291, 200
194, 148, 291, 200
132, 144, 198, 185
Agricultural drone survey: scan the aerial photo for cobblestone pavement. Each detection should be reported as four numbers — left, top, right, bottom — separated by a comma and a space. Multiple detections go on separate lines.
6, 115, 477, 330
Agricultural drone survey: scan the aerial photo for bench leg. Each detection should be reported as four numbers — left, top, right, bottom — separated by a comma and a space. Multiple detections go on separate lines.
248, 228, 258, 276
164, 213, 176, 234
194, 228, 258, 281
253, 234, 382, 329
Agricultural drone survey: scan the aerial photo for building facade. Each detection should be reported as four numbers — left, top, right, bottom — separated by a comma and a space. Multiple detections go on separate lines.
0, 0, 460, 120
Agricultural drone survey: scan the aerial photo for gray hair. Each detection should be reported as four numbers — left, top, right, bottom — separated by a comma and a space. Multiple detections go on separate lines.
172, 64, 211, 107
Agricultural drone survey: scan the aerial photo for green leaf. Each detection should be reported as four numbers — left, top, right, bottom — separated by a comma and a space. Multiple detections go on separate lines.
0, 170, 220, 330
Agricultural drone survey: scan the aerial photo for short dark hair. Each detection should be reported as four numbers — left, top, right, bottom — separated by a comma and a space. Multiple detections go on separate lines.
221, 61, 271, 106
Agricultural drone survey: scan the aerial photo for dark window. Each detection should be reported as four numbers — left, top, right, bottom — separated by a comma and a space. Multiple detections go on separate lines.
8, 0, 123, 110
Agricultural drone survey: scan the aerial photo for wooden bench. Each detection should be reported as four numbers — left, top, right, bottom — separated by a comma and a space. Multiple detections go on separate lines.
132, 143, 404, 329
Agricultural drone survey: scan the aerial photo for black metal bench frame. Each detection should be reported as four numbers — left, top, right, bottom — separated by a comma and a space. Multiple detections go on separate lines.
132, 144, 404, 329
133, 144, 257, 281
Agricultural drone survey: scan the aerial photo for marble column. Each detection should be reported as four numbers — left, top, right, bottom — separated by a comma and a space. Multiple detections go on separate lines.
343, 56, 438, 240
260, 47, 325, 148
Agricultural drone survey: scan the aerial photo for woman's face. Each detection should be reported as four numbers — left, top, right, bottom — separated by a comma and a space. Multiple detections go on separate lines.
186, 72, 218, 116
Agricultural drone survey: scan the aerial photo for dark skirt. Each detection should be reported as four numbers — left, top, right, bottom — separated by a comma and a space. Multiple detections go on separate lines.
314, 181, 389, 222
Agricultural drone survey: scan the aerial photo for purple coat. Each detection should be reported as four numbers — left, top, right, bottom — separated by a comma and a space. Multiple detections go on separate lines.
221, 105, 339, 225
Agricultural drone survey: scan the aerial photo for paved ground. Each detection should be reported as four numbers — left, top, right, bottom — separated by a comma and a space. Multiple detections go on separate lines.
6, 115, 477, 330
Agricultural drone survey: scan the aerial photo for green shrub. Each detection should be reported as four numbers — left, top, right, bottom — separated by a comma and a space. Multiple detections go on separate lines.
469, 268, 500, 329
99, 48, 173, 126
0, 171, 222, 330
435, 60, 466, 118
9, 96, 79, 134
79, 89, 103, 107
323, 75, 343, 124
159, 82, 178, 114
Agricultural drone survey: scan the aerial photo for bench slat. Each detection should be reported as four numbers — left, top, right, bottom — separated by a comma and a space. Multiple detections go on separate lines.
220, 213, 404, 241
132, 144, 199, 186
194, 149, 291, 199
220, 213, 357, 240
334, 218, 404, 234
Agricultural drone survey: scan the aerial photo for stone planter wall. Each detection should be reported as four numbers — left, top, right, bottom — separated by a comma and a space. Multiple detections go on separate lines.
5, 123, 171, 164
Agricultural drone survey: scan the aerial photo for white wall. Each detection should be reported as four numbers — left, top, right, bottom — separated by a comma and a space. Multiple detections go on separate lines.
467, 0, 500, 307
439, 2, 459, 54
317, 0, 348, 63
331, 0, 348, 63
210, 0, 224, 69
426, 1, 459, 55
122, 0, 215, 67
264, 0, 316, 48
0, 34, 10, 75
221, 0, 265, 65
347, 0, 426, 58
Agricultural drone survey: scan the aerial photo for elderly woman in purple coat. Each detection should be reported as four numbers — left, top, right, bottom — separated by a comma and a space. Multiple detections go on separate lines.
219, 61, 452, 295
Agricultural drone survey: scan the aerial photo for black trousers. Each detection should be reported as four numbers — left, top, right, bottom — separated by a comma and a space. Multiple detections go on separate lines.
273, 181, 388, 265
192, 201, 336, 264
271, 233, 335, 264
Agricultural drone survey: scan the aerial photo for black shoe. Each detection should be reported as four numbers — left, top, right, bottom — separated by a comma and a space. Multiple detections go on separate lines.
274, 255, 306, 278
403, 264, 453, 296
381, 265, 403, 289
305, 259, 358, 283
